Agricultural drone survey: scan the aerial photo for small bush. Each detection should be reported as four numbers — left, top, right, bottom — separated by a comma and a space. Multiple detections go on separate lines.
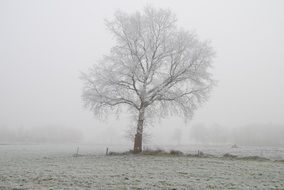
108, 151, 120, 156
223, 153, 238, 159
240, 156, 269, 161
186, 151, 213, 158
142, 148, 167, 155
170, 150, 184, 156
108, 150, 133, 156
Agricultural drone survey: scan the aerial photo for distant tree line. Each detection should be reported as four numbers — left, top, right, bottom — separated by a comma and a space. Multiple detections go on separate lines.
0, 125, 82, 143
190, 123, 284, 147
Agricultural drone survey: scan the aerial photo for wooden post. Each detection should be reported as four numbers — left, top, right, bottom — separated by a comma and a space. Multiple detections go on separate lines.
74, 147, 79, 157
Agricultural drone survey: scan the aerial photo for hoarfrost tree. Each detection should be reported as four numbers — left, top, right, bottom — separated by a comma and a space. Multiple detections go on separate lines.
81, 7, 215, 153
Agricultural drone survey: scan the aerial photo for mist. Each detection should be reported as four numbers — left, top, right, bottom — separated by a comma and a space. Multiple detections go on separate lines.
189, 123, 284, 147
0, 125, 82, 144
1, 0, 284, 147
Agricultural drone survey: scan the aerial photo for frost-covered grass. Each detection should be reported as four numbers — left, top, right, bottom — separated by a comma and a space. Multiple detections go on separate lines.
0, 144, 284, 190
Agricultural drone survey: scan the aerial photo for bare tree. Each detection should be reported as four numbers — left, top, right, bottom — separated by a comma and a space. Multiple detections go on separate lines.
81, 7, 215, 153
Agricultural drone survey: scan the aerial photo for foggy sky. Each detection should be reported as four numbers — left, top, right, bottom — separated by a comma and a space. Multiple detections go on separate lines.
1, 0, 284, 144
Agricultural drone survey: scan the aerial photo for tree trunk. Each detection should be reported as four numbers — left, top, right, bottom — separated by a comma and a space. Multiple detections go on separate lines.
133, 107, 145, 153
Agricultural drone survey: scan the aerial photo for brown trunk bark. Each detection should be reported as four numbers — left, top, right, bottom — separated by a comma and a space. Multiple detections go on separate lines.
133, 133, 142, 153
133, 107, 145, 153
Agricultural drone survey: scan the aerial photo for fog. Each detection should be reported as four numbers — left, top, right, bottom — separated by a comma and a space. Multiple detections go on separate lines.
0, 0, 284, 147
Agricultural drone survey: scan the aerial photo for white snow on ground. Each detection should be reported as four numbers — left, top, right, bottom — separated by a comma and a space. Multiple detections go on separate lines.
0, 144, 283, 190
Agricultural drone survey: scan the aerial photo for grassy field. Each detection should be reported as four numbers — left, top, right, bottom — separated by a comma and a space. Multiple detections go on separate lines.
0, 144, 284, 190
